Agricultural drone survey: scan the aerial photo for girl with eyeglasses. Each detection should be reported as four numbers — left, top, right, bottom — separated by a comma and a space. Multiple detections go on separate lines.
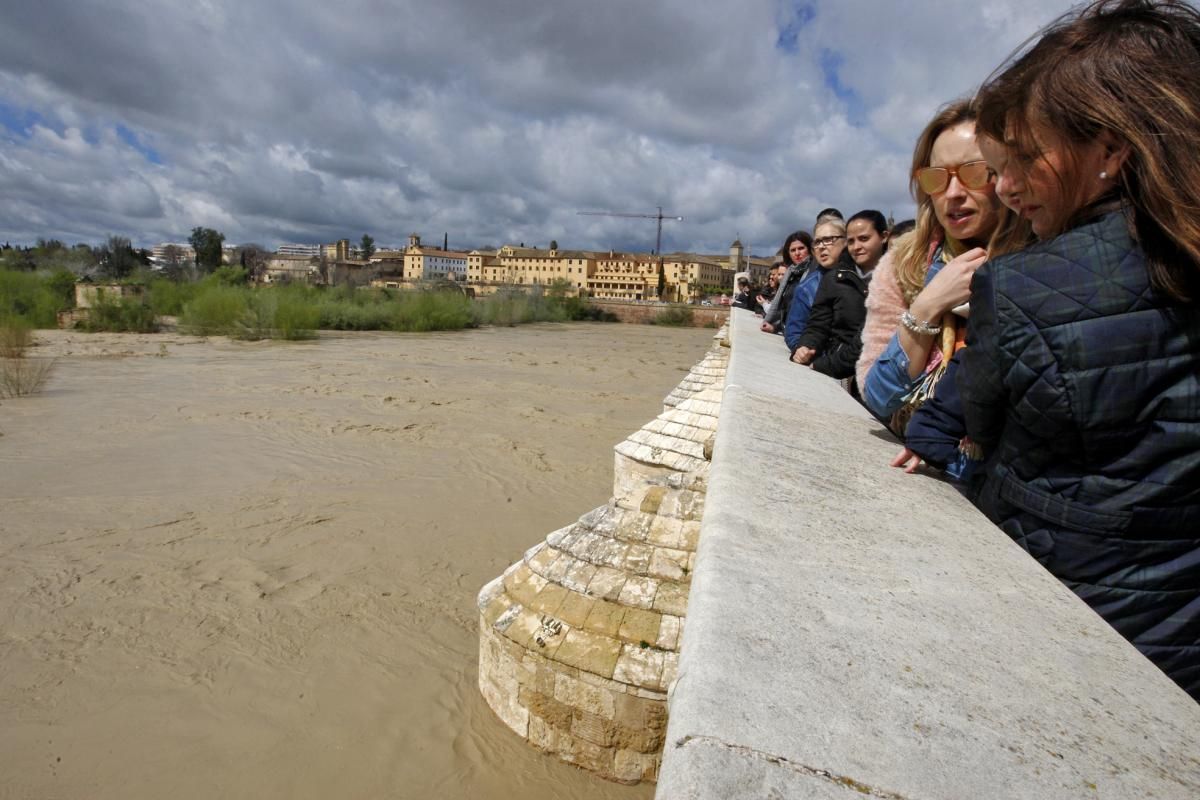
856, 99, 1028, 437
784, 216, 855, 359
961, 0, 1200, 700
791, 211, 887, 380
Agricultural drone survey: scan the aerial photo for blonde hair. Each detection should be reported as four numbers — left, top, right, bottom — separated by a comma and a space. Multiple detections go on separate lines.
893, 99, 1030, 303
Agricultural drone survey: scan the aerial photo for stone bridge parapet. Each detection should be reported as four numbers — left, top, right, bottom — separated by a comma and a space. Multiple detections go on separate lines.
655, 309, 1200, 798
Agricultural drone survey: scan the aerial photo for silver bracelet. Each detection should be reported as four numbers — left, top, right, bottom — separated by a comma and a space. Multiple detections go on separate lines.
900, 309, 942, 336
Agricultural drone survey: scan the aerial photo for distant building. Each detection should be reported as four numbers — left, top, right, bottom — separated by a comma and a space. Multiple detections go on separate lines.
587, 254, 661, 301
151, 242, 195, 263
277, 243, 322, 258
262, 254, 318, 284
404, 234, 468, 281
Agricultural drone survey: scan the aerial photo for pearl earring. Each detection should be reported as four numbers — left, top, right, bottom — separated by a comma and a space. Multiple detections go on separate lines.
1099, 171, 1109, 179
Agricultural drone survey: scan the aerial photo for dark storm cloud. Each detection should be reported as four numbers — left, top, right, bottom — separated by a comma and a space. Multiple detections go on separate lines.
0, 0, 1075, 253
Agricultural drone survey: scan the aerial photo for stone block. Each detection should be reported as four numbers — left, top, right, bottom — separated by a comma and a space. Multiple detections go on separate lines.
639, 485, 667, 514
647, 516, 685, 548
532, 663, 557, 698
653, 580, 689, 617
544, 551, 578, 583
555, 671, 617, 719
613, 692, 668, 752
560, 731, 613, 776
656, 614, 682, 651
528, 714, 556, 752
623, 542, 655, 574
618, 608, 662, 647
552, 628, 621, 678
502, 607, 544, 648
586, 566, 628, 601
613, 644, 667, 691
530, 582, 568, 618
556, 590, 596, 628
593, 539, 630, 569
482, 594, 514, 628
618, 575, 659, 609
583, 599, 627, 638
502, 563, 533, 594
526, 546, 559, 578
508, 570, 549, 610
662, 651, 680, 688
612, 746, 645, 783
492, 602, 522, 634
519, 686, 574, 731
572, 709, 616, 747
559, 560, 598, 595
649, 546, 690, 581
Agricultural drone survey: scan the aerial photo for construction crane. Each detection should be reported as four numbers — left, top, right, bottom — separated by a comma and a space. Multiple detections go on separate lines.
576, 206, 683, 257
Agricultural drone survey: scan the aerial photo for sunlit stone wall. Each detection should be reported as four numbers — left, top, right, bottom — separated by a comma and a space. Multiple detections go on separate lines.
476, 331, 728, 783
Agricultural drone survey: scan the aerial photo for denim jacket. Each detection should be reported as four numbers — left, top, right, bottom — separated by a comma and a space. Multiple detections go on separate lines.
861, 258, 945, 418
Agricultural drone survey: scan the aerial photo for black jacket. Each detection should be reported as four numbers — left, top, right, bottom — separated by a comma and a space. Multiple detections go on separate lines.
960, 210, 1200, 700
797, 260, 870, 379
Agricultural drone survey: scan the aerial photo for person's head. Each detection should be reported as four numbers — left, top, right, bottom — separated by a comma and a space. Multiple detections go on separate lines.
890, 98, 1027, 301
891, 219, 916, 239
911, 102, 1000, 248
737, 277, 750, 291
816, 208, 843, 224
976, 0, 1200, 300
846, 210, 890, 271
812, 219, 847, 268
781, 231, 813, 266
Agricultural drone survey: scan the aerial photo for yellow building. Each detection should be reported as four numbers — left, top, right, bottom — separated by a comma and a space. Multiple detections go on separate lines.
660, 255, 735, 303
586, 254, 661, 300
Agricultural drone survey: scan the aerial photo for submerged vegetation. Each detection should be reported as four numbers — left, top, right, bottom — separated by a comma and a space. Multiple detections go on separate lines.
0, 317, 55, 397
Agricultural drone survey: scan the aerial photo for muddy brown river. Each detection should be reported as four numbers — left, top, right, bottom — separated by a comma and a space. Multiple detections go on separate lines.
0, 323, 715, 799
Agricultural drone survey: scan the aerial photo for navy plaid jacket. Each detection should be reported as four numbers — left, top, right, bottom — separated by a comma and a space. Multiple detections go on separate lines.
960, 210, 1200, 701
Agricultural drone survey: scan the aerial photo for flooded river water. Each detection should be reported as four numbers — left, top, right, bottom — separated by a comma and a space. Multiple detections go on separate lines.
0, 323, 715, 799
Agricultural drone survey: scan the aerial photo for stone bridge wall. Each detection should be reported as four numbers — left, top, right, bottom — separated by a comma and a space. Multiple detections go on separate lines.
655, 309, 1200, 799
587, 300, 730, 328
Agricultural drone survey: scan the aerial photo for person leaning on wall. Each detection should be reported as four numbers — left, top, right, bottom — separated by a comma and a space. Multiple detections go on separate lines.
963, 0, 1200, 702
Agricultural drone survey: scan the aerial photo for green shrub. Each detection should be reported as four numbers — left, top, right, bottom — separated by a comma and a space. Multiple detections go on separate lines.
179, 285, 250, 335
273, 290, 319, 340
0, 269, 62, 327
146, 277, 201, 316
651, 305, 695, 326
80, 296, 159, 333
46, 270, 78, 310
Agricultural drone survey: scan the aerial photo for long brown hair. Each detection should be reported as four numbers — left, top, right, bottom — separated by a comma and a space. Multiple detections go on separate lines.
976, 0, 1200, 302
890, 99, 1028, 303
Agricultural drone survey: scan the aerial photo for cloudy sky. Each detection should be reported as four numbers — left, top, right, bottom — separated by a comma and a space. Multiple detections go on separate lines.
0, 0, 1077, 256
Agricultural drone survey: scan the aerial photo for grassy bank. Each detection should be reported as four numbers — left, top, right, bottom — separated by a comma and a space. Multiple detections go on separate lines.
0, 266, 616, 339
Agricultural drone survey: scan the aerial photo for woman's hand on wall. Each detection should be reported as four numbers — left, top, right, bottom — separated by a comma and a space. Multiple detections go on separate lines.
890, 447, 924, 474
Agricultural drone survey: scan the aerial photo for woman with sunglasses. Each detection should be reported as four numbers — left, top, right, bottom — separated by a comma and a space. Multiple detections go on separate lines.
962, 0, 1200, 700
856, 99, 1025, 433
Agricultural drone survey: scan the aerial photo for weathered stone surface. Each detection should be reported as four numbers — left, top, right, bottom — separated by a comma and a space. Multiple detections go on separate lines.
657, 310, 1200, 800
478, 333, 729, 785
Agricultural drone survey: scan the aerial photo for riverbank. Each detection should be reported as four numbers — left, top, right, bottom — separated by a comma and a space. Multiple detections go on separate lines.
0, 324, 712, 799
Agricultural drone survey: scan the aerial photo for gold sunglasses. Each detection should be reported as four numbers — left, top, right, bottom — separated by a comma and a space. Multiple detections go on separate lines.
914, 160, 993, 194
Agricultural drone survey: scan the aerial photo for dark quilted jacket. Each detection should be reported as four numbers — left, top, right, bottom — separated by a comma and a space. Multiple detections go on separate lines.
960, 210, 1200, 701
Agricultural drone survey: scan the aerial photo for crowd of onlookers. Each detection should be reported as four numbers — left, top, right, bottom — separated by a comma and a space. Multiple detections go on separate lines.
732, 0, 1200, 703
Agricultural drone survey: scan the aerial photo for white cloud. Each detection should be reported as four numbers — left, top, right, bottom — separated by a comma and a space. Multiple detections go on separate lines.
0, 0, 1078, 254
